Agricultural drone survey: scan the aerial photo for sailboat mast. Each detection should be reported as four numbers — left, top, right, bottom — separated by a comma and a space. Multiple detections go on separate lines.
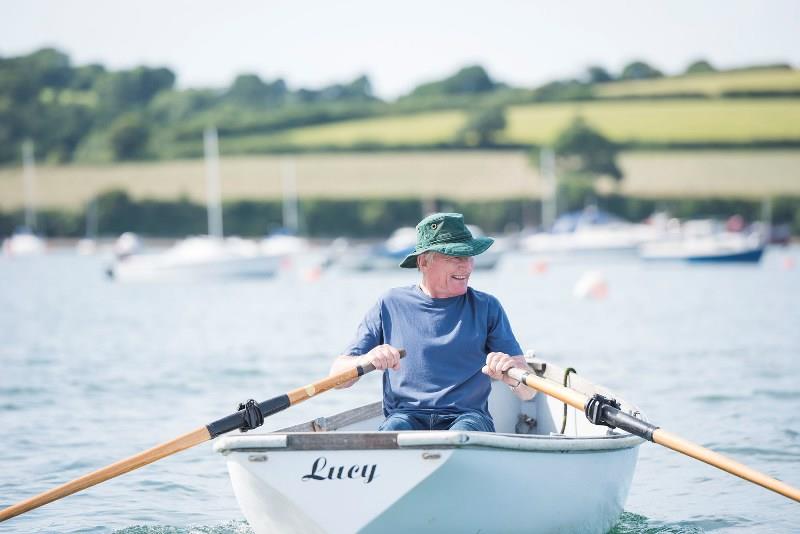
203, 126, 223, 239
281, 158, 299, 234
540, 147, 556, 230
22, 140, 37, 230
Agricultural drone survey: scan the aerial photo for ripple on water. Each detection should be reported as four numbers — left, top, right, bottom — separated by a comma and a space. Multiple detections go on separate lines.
753, 389, 800, 400
692, 394, 741, 404
611, 511, 752, 533
114, 520, 253, 534
610, 512, 702, 533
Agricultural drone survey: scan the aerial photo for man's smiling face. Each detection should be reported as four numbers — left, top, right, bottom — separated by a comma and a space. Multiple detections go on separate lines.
419, 252, 474, 298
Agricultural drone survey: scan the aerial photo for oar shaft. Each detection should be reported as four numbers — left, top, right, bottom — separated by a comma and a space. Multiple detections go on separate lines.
0, 427, 210, 522
653, 428, 800, 502
507, 368, 585, 410
506, 367, 800, 503
1, 350, 404, 523
206, 352, 402, 438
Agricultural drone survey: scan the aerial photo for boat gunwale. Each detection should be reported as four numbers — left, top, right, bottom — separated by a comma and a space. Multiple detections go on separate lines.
213, 429, 644, 454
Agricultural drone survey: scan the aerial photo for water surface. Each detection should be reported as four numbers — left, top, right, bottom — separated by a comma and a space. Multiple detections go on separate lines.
1, 247, 799, 533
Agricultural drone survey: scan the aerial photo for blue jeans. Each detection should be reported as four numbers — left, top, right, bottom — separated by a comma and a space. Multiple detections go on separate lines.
378, 410, 495, 432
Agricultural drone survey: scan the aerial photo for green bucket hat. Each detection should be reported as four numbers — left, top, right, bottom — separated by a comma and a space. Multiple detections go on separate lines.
399, 212, 494, 268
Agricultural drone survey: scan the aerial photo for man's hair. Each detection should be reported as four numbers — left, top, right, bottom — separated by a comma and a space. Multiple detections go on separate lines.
417, 250, 437, 270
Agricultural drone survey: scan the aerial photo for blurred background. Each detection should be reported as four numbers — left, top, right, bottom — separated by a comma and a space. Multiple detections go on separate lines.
1, 1, 799, 533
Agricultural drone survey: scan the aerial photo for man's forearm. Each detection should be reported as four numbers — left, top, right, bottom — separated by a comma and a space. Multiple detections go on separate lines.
330, 355, 363, 388
510, 355, 536, 401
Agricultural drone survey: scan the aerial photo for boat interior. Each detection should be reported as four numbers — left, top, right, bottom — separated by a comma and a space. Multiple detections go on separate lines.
277, 354, 642, 439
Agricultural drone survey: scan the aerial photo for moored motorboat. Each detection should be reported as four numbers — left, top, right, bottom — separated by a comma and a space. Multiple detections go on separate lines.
638, 219, 766, 263
518, 208, 665, 257
214, 356, 645, 533
108, 236, 283, 281
2, 228, 46, 257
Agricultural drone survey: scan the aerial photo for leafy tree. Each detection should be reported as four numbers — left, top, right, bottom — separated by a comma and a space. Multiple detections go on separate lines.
553, 117, 623, 181
294, 74, 375, 103
23, 48, 73, 89
226, 74, 287, 107
586, 66, 614, 84
620, 60, 663, 80
685, 59, 716, 75
148, 88, 219, 124
458, 106, 507, 146
69, 64, 106, 90
95, 66, 175, 122
410, 65, 497, 97
109, 113, 149, 160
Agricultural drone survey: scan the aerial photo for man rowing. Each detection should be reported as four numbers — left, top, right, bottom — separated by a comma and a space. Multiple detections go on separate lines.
330, 212, 534, 432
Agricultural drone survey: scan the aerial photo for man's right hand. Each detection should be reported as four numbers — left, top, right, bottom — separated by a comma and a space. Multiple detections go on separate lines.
360, 344, 402, 371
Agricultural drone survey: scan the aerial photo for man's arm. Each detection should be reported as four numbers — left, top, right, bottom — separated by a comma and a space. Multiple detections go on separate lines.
330, 344, 403, 389
482, 352, 536, 401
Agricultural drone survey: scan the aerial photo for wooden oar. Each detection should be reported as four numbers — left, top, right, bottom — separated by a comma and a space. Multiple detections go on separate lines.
0, 350, 404, 523
505, 367, 800, 503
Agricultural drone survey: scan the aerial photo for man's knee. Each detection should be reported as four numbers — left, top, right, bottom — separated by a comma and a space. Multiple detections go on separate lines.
448, 412, 495, 432
379, 413, 420, 431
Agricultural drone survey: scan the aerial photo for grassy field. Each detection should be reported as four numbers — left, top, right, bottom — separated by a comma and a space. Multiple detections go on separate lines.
505, 99, 800, 144
206, 98, 800, 152
594, 69, 800, 98
2, 150, 799, 211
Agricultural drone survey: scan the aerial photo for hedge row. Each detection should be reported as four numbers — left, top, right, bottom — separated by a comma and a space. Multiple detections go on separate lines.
2, 190, 798, 239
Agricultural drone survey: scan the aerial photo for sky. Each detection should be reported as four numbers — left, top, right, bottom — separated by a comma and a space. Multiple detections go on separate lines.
2, 0, 799, 99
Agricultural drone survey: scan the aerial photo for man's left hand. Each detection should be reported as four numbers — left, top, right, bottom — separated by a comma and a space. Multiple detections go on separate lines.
482, 352, 528, 386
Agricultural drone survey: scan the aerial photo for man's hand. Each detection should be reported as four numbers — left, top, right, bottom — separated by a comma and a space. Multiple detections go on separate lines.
482, 352, 528, 386
360, 344, 402, 371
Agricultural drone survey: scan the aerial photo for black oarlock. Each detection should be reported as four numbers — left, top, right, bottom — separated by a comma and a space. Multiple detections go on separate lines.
206, 394, 291, 438
584, 393, 659, 442
237, 399, 264, 433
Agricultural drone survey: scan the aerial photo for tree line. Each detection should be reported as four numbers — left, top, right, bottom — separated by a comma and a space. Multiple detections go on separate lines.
2, 189, 798, 239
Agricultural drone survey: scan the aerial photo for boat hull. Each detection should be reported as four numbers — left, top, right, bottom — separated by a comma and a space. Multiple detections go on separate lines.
216, 431, 640, 534
686, 247, 765, 263
640, 244, 765, 263
110, 254, 281, 281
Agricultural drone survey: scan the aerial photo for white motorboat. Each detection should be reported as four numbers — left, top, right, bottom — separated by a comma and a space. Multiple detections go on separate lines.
2, 229, 46, 257
108, 236, 282, 281
214, 356, 644, 533
639, 219, 766, 263
519, 208, 664, 256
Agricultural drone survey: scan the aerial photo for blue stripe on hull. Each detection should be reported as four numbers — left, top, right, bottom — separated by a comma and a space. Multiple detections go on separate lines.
686, 247, 765, 263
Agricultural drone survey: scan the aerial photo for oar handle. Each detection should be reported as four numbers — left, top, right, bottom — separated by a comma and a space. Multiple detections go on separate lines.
206, 349, 406, 438
505, 366, 800, 503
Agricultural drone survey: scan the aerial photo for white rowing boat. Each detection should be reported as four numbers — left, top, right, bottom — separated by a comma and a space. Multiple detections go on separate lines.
214, 356, 646, 533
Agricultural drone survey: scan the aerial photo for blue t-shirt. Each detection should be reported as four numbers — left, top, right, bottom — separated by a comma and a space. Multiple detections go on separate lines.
343, 285, 522, 418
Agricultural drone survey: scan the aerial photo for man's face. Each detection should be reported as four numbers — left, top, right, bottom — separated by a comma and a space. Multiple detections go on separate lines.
419, 252, 474, 298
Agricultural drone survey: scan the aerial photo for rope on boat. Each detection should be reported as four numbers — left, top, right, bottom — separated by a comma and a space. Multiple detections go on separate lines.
560, 367, 577, 434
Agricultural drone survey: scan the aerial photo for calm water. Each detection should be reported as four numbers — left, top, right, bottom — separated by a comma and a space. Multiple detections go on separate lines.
1, 247, 799, 533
